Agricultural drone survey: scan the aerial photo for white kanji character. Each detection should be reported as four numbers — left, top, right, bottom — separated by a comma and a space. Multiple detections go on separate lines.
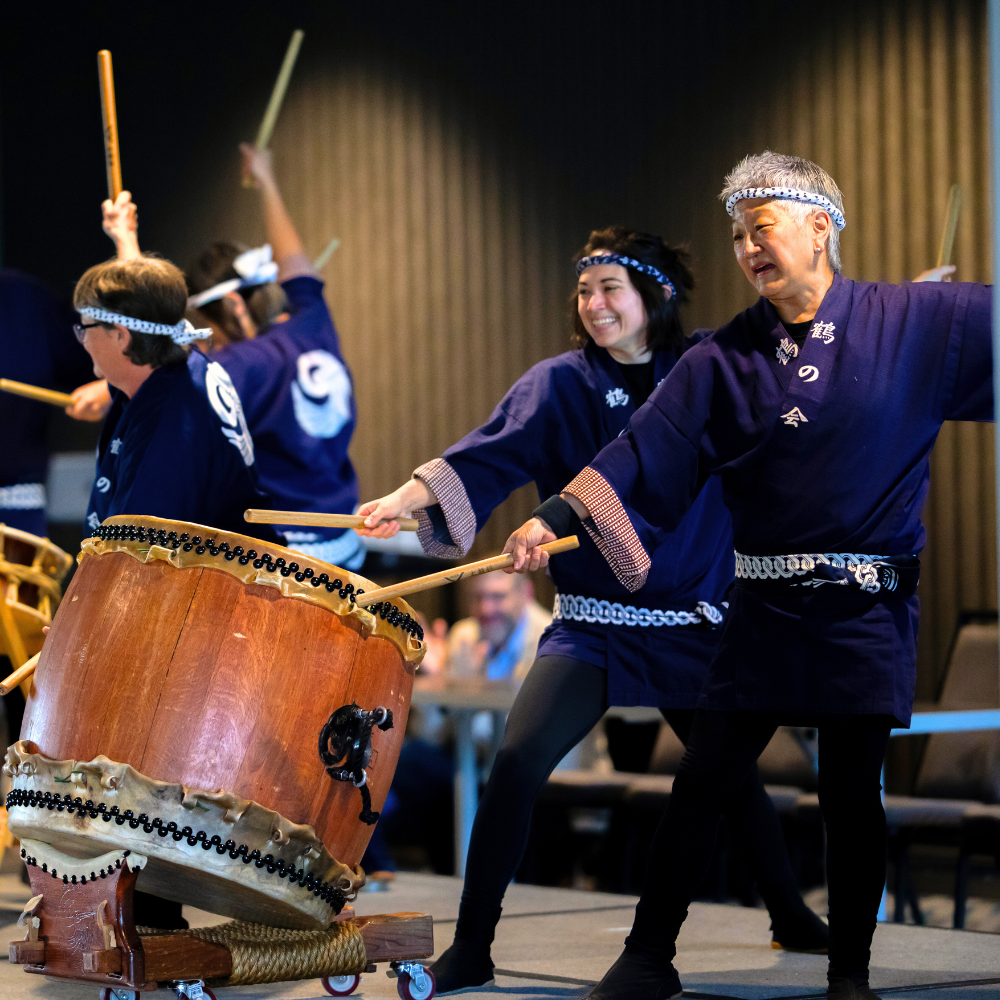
776, 337, 798, 365
810, 321, 836, 344
781, 406, 809, 427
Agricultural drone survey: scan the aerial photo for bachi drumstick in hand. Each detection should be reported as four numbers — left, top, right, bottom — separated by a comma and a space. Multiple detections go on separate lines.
98, 50, 123, 201
0, 379, 74, 408
0, 653, 40, 697
355, 536, 580, 608
936, 184, 963, 268
242, 29, 304, 188
245, 509, 419, 532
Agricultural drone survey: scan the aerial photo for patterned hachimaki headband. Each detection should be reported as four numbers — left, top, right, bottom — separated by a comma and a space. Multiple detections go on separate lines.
187, 244, 280, 308
77, 306, 212, 346
724, 187, 847, 230
576, 254, 677, 299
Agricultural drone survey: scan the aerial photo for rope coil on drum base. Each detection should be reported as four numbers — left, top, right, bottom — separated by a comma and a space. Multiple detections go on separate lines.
137, 920, 368, 986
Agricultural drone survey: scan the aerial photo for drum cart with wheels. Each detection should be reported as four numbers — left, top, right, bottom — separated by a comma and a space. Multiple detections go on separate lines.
8, 852, 437, 999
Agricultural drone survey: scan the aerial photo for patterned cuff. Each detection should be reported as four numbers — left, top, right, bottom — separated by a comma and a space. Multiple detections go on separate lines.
564, 467, 650, 592
413, 458, 477, 558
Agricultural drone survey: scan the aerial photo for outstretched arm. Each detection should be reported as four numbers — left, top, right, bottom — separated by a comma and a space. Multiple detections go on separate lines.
240, 143, 314, 282
501, 493, 587, 572
358, 478, 437, 538
103, 190, 140, 261
65, 379, 112, 422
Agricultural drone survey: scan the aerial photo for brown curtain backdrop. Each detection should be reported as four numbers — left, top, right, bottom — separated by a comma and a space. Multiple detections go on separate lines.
178, 0, 993, 698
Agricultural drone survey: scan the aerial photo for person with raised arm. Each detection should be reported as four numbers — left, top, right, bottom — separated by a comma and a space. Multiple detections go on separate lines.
502, 153, 992, 1000
358, 226, 827, 995
187, 144, 362, 569
91, 146, 362, 569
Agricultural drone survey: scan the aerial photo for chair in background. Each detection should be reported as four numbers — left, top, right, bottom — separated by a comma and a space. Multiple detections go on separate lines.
886, 617, 1000, 927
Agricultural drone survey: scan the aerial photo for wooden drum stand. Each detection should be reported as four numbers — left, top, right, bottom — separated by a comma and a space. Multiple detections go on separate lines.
8, 849, 436, 999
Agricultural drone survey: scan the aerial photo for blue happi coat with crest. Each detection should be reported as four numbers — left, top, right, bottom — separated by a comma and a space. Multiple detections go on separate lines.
417, 337, 735, 708
86, 350, 276, 542
214, 276, 361, 568
583, 274, 992, 724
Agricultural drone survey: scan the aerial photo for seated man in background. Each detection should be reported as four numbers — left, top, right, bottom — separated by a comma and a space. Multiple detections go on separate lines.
446, 572, 552, 682
375, 575, 551, 874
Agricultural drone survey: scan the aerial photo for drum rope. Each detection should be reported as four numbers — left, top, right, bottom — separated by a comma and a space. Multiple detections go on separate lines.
89, 522, 424, 641
7, 788, 353, 913
137, 919, 368, 984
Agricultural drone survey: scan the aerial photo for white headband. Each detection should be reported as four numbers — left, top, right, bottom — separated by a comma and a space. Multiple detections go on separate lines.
724, 186, 846, 230
78, 306, 212, 346
187, 244, 280, 308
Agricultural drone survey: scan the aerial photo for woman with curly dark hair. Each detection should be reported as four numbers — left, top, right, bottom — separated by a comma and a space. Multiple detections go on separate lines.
359, 225, 827, 993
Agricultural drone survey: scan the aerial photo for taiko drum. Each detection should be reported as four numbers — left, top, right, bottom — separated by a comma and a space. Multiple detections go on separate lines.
5, 515, 425, 928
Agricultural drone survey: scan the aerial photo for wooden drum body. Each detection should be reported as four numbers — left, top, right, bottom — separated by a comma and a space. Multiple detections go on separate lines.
5, 516, 425, 928
0, 524, 72, 669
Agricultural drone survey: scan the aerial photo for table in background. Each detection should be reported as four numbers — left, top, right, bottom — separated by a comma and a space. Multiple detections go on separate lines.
410, 678, 663, 876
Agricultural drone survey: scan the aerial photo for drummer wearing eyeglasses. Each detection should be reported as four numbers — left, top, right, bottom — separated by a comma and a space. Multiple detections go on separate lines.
71, 257, 278, 541
89, 144, 363, 572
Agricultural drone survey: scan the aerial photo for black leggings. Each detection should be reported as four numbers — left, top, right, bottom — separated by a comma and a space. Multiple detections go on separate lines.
459, 655, 806, 930
628, 709, 891, 980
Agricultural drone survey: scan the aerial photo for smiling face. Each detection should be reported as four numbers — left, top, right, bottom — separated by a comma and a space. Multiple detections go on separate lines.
576, 260, 651, 362
731, 198, 833, 306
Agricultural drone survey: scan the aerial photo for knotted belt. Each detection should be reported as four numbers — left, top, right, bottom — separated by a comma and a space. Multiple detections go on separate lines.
553, 593, 726, 629
734, 550, 920, 598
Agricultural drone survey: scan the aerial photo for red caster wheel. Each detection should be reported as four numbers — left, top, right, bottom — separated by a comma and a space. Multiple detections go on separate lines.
322, 974, 361, 996
396, 965, 436, 1000
99, 991, 141, 1000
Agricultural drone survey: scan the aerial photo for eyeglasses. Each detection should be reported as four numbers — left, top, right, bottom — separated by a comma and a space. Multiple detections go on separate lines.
73, 322, 107, 344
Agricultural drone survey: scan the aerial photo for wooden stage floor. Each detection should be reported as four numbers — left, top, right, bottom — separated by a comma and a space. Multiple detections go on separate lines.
1, 871, 997, 999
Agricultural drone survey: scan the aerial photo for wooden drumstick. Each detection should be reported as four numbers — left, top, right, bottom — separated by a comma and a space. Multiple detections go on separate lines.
355, 536, 580, 608
98, 50, 123, 201
936, 184, 963, 268
0, 653, 40, 697
0, 379, 74, 408
243, 29, 304, 187
244, 509, 419, 532
313, 236, 340, 270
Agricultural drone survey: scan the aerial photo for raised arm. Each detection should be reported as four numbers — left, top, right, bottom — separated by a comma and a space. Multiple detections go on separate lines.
102, 190, 141, 261
239, 143, 314, 282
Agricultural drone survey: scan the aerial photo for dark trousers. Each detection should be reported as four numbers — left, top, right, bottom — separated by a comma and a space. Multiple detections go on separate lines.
628, 709, 891, 980
458, 656, 806, 934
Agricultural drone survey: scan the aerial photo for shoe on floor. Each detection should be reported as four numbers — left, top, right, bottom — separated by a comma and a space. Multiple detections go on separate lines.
430, 938, 495, 995
585, 947, 682, 1000
771, 906, 830, 954
827, 977, 880, 1000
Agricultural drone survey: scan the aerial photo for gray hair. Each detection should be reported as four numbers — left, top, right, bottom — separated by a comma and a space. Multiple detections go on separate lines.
719, 151, 845, 273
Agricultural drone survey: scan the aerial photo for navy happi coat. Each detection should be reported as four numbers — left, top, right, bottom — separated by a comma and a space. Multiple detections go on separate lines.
86, 350, 277, 541
214, 276, 362, 568
414, 338, 735, 709
572, 274, 993, 724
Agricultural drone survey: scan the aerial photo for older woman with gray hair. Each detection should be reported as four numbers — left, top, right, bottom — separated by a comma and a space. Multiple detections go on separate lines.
502, 151, 993, 1000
